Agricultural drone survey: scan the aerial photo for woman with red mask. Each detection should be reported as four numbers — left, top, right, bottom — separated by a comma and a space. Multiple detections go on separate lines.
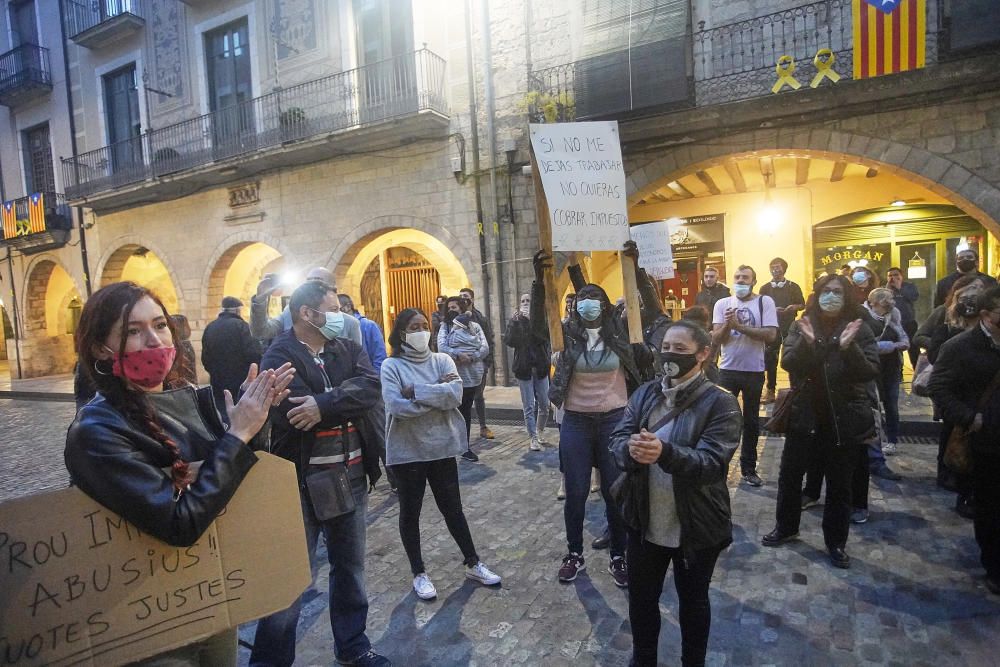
65, 282, 293, 665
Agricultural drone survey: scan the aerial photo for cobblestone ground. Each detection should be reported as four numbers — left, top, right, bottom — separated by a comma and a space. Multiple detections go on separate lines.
2, 400, 998, 666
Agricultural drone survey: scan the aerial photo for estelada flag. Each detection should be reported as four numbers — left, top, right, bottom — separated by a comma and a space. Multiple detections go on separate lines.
852, 0, 926, 79
27, 192, 45, 233
1, 201, 15, 240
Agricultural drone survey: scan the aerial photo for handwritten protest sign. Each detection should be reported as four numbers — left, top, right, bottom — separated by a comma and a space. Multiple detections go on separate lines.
0, 453, 309, 666
529, 122, 631, 251
629, 220, 676, 279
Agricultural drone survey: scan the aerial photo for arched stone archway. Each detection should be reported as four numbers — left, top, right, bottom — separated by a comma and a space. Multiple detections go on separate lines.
328, 215, 477, 294
333, 223, 473, 334
201, 231, 296, 320
96, 237, 183, 315
625, 129, 1000, 236
19, 256, 82, 377
204, 241, 286, 321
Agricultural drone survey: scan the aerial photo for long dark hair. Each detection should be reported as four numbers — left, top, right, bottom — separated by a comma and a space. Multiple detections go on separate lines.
75, 282, 190, 493
803, 274, 862, 329
388, 308, 426, 357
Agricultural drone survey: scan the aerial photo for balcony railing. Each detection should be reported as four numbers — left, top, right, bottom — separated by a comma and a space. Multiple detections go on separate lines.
62, 49, 447, 201
0, 192, 72, 252
693, 0, 855, 105
64, 0, 146, 48
0, 44, 52, 107
529, 0, 952, 117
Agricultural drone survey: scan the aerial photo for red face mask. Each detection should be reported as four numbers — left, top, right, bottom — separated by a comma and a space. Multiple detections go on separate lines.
111, 346, 177, 389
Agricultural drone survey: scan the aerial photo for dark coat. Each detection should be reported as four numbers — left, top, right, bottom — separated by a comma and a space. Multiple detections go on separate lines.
201, 312, 260, 404
503, 279, 551, 381
928, 325, 1000, 456
934, 271, 997, 307
609, 375, 742, 561
781, 316, 881, 444
260, 328, 384, 487
65, 385, 258, 546
695, 283, 731, 311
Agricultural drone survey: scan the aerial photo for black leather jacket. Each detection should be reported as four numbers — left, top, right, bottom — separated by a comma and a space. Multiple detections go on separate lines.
781, 315, 881, 443
610, 374, 741, 561
65, 385, 258, 547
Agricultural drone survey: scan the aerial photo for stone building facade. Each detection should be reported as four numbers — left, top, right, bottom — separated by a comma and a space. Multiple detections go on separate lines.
2, 0, 999, 382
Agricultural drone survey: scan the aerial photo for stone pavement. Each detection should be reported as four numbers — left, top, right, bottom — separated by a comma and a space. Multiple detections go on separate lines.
2, 399, 998, 666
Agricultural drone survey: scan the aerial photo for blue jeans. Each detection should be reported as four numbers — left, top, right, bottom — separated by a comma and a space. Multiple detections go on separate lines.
250, 476, 370, 666
517, 376, 550, 437
560, 408, 627, 557
877, 375, 900, 444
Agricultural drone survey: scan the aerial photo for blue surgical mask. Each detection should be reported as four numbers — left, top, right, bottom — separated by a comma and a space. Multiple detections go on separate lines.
309, 309, 345, 340
576, 298, 603, 321
819, 292, 844, 313
852, 271, 868, 285
733, 284, 752, 299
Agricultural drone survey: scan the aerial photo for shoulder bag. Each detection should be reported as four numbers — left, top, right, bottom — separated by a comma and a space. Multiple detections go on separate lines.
944, 366, 1000, 474
763, 385, 798, 435
911, 354, 933, 397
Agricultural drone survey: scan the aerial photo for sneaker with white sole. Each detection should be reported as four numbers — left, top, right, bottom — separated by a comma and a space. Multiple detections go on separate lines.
529, 436, 542, 451
882, 442, 897, 456
558, 553, 586, 582
466, 562, 501, 586
413, 573, 437, 600
537, 431, 548, 445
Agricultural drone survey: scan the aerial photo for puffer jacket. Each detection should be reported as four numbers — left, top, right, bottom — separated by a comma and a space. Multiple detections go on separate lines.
609, 374, 741, 562
781, 315, 881, 444
65, 385, 258, 547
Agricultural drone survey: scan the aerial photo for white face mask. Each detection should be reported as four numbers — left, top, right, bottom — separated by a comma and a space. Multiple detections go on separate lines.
404, 330, 431, 353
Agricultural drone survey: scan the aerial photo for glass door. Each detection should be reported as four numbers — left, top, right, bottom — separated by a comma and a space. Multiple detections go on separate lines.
896, 241, 937, 325
103, 64, 144, 180
354, 0, 415, 123
22, 122, 54, 194
206, 19, 255, 160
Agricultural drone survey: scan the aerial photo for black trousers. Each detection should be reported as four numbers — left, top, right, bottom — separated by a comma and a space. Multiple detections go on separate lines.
458, 386, 478, 449
718, 370, 764, 473
390, 457, 479, 576
903, 320, 919, 369
764, 342, 781, 393
973, 452, 1000, 579
777, 427, 859, 549
626, 533, 722, 667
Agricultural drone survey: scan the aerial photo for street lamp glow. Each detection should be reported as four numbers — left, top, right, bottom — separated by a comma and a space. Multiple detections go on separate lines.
756, 204, 782, 234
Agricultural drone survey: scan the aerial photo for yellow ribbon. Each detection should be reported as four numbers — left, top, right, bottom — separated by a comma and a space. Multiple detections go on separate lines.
477, 222, 484, 236
493, 221, 499, 235
15, 219, 30, 236
771, 56, 801, 93
810, 49, 842, 88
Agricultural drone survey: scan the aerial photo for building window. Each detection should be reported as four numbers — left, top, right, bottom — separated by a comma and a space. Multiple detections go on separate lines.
22, 122, 55, 194
205, 18, 252, 113
9, 0, 38, 47
103, 64, 143, 171
353, 0, 413, 65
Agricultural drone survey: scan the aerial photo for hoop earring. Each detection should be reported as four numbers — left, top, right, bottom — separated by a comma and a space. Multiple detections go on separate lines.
93, 359, 113, 376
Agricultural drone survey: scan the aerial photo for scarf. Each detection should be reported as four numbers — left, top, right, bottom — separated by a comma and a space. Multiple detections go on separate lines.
401, 342, 432, 363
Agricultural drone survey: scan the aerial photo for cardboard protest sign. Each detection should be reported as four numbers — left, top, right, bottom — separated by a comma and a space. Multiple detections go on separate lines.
0, 452, 309, 666
529, 121, 630, 251
630, 220, 676, 279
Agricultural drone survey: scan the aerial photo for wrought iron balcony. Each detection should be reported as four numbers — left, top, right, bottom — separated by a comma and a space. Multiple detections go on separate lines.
62, 49, 448, 206
0, 192, 72, 254
0, 44, 52, 108
64, 0, 145, 50
528, 0, 969, 118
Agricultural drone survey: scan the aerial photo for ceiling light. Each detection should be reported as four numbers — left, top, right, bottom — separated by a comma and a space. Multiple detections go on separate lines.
891, 199, 906, 207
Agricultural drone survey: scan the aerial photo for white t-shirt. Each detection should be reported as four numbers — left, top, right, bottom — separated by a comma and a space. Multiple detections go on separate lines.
712, 294, 779, 372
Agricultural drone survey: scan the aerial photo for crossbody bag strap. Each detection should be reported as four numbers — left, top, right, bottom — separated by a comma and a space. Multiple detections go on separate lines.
646, 379, 714, 434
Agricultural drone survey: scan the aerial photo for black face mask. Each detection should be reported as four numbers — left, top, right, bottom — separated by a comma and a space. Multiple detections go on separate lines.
957, 298, 978, 318
957, 259, 977, 273
445, 310, 459, 322
662, 351, 699, 379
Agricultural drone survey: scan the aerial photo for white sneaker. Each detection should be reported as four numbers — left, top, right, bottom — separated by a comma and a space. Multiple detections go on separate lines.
883, 442, 897, 456
529, 436, 542, 451
466, 562, 501, 586
413, 573, 437, 600
536, 431, 548, 445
